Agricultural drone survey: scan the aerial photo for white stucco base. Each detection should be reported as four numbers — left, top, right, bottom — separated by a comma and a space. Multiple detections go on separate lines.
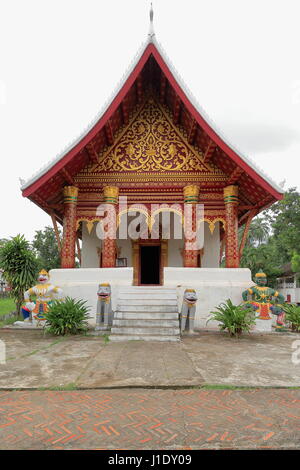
253, 319, 273, 332
48, 267, 273, 332
50, 268, 134, 324
164, 268, 254, 330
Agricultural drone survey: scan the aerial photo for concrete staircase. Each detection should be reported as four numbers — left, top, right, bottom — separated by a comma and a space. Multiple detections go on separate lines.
109, 287, 180, 342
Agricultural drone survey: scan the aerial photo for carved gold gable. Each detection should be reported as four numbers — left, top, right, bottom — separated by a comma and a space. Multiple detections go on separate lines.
76, 97, 226, 183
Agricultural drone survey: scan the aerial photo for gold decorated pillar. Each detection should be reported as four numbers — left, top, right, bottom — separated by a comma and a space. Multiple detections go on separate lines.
183, 185, 199, 267
101, 186, 119, 268
61, 186, 79, 269
223, 185, 239, 268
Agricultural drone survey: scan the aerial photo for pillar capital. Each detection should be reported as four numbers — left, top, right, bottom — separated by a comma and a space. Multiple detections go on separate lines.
224, 185, 238, 205
183, 185, 199, 204
63, 186, 78, 204
103, 186, 119, 204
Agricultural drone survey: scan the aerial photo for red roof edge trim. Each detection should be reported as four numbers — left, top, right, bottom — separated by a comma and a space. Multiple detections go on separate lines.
22, 43, 155, 198
150, 46, 283, 201
22, 41, 283, 202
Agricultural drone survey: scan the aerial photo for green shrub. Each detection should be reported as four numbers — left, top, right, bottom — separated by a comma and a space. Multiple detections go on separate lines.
0, 235, 38, 314
45, 297, 90, 336
282, 304, 300, 332
207, 299, 256, 337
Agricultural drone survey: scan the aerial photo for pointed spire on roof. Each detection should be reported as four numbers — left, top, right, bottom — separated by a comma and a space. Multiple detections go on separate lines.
148, 2, 155, 40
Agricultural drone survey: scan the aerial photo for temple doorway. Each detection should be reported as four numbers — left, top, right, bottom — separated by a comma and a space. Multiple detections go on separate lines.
140, 245, 161, 285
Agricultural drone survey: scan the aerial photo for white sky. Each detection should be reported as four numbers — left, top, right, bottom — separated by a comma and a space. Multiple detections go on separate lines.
0, 0, 300, 241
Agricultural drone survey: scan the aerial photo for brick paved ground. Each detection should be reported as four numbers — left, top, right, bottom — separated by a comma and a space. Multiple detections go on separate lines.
0, 389, 300, 450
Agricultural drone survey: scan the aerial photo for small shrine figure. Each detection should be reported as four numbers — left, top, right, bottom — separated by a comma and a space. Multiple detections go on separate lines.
24, 269, 64, 325
96, 283, 113, 331
180, 288, 198, 334
242, 271, 285, 323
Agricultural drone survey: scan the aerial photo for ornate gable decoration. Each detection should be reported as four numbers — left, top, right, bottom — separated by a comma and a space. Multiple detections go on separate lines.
76, 97, 226, 183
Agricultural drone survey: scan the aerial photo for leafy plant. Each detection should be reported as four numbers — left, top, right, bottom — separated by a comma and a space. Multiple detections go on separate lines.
103, 333, 110, 345
0, 235, 38, 314
281, 304, 300, 332
45, 297, 90, 336
207, 299, 256, 337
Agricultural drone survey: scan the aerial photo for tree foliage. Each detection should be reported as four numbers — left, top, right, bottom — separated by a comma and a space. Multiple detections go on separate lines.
240, 188, 300, 284
266, 188, 300, 265
0, 235, 38, 313
32, 226, 61, 271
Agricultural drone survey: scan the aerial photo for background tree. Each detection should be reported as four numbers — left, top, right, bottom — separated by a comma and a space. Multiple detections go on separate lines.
291, 252, 300, 274
32, 226, 61, 271
0, 235, 38, 313
240, 188, 300, 285
266, 188, 300, 265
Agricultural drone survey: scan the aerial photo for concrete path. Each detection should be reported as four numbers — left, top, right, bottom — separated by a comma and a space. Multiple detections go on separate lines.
0, 389, 300, 449
0, 329, 300, 388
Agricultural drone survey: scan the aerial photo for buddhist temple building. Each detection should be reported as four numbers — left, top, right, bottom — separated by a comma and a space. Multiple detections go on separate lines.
20, 9, 284, 335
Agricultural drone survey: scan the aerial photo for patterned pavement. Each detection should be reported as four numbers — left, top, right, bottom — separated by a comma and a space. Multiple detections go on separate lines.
0, 389, 300, 450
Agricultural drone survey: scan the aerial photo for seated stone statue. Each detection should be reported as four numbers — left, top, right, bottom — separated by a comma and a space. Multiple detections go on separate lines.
96, 283, 113, 331
180, 288, 198, 335
242, 271, 285, 325
15, 269, 64, 327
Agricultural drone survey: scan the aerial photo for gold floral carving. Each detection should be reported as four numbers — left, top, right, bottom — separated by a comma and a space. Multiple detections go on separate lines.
87, 98, 224, 175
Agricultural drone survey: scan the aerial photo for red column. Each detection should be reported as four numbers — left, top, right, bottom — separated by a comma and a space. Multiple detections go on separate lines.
223, 185, 239, 268
101, 186, 119, 268
183, 185, 199, 267
61, 186, 78, 268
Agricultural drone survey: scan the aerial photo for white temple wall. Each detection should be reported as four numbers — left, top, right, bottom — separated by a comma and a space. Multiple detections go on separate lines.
116, 238, 133, 266
201, 222, 220, 268
81, 220, 220, 268
81, 223, 101, 268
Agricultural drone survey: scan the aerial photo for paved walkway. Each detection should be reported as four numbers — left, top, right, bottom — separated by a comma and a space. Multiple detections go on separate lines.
1, 329, 300, 388
0, 389, 300, 450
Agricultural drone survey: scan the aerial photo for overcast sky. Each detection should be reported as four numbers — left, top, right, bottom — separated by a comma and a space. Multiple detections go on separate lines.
0, 0, 299, 241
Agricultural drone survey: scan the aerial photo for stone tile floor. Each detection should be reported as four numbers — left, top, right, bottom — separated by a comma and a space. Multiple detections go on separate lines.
0, 329, 300, 388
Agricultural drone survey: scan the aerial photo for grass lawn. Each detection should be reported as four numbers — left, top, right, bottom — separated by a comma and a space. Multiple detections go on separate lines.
0, 297, 16, 316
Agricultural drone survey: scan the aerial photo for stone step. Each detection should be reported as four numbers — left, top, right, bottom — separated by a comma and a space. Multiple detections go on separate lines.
113, 319, 179, 327
116, 305, 178, 313
109, 334, 180, 342
111, 326, 180, 335
117, 293, 178, 300
112, 287, 180, 342
114, 311, 179, 320
118, 287, 176, 293
117, 299, 178, 306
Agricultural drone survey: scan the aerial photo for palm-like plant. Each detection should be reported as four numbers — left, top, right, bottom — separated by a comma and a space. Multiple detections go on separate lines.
207, 299, 256, 337
281, 304, 300, 332
45, 297, 90, 336
0, 235, 38, 314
